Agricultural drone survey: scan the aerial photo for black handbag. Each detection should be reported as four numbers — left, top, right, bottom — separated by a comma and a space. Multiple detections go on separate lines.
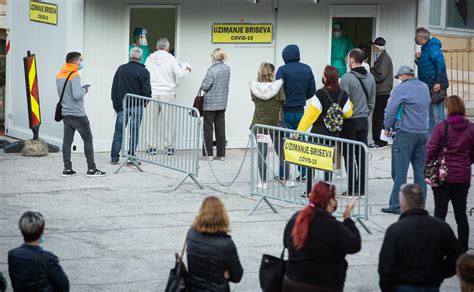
191, 89, 204, 117
259, 248, 286, 292
165, 237, 189, 292
55, 71, 75, 122
425, 121, 449, 187
430, 88, 447, 104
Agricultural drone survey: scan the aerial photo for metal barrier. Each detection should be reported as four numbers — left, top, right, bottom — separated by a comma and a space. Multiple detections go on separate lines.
114, 94, 202, 190
249, 124, 370, 233
443, 49, 474, 102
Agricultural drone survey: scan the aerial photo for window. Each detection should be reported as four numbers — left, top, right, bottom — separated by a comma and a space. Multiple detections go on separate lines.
429, 0, 442, 27
446, 0, 474, 29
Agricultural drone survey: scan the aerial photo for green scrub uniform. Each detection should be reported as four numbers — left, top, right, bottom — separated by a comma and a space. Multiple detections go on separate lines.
129, 44, 150, 65
331, 36, 353, 77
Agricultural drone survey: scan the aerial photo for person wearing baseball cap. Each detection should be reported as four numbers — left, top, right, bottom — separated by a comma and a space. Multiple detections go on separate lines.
381, 65, 431, 214
369, 37, 393, 149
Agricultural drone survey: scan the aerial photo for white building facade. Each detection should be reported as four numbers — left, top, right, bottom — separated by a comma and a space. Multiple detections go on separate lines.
6, 0, 429, 152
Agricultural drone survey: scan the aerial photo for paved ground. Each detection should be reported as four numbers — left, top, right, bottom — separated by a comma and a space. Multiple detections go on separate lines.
0, 145, 473, 292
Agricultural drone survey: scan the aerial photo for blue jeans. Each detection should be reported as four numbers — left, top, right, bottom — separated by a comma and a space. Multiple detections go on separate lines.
396, 286, 439, 292
388, 131, 428, 211
429, 102, 445, 134
111, 106, 143, 162
283, 111, 306, 178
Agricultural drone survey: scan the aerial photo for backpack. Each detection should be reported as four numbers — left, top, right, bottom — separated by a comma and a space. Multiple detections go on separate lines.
321, 89, 344, 132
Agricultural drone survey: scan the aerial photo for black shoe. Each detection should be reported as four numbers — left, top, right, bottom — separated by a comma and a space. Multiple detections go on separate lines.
296, 176, 307, 181
110, 160, 119, 165
369, 143, 387, 149
381, 208, 401, 215
146, 148, 157, 155
167, 148, 176, 156
62, 169, 77, 177
86, 169, 107, 177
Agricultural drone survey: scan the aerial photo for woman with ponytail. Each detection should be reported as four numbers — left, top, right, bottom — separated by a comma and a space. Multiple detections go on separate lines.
282, 181, 361, 292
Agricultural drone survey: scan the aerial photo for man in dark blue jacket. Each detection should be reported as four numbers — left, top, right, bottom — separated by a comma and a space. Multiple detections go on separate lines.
415, 27, 449, 134
111, 47, 152, 165
276, 44, 316, 180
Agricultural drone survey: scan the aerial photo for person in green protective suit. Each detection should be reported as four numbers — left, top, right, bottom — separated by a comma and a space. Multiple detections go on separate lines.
331, 22, 353, 77
129, 27, 151, 64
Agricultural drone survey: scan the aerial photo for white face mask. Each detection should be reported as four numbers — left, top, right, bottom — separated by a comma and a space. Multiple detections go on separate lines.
333, 31, 342, 38
398, 78, 404, 84
138, 33, 148, 46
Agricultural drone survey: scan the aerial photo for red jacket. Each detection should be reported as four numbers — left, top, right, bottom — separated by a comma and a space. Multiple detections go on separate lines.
425, 116, 474, 184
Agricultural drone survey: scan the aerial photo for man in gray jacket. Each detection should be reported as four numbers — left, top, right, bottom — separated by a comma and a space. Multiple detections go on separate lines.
56, 52, 105, 177
340, 48, 376, 196
370, 37, 393, 149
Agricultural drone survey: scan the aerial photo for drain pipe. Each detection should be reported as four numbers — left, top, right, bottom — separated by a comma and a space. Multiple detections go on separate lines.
273, 0, 279, 66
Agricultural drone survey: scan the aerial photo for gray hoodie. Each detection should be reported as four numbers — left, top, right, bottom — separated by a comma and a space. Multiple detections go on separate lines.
340, 67, 376, 119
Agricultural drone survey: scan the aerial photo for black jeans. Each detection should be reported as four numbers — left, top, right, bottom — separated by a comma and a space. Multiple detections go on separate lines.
340, 117, 368, 194
255, 130, 289, 182
306, 138, 335, 195
203, 110, 226, 157
63, 115, 96, 170
433, 183, 470, 251
372, 94, 390, 146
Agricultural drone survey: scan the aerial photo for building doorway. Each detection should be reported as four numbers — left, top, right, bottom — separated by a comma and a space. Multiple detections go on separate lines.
128, 6, 179, 62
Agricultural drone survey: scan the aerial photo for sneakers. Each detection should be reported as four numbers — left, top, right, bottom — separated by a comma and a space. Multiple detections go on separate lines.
86, 169, 107, 177
110, 160, 119, 165
369, 143, 387, 150
215, 156, 225, 161
285, 180, 297, 188
167, 148, 176, 156
146, 148, 157, 155
257, 182, 268, 190
62, 169, 77, 177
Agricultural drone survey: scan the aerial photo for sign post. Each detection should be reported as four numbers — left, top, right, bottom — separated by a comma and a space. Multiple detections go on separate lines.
23, 51, 41, 140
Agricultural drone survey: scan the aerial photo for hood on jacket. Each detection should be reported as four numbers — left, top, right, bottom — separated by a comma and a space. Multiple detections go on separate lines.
423, 37, 442, 50
250, 79, 283, 100
448, 115, 470, 132
147, 50, 174, 66
282, 45, 301, 64
350, 66, 369, 78
60, 63, 78, 74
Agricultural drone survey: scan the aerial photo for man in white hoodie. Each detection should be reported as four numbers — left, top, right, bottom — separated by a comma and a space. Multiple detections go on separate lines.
145, 38, 191, 155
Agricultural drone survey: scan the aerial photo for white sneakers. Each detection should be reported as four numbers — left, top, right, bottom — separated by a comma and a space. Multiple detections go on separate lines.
257, 180, 297, 190
257, 182, 268, 190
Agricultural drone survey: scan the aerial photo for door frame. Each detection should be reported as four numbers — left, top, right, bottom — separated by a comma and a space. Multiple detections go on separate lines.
327, 5, 381, 66
125, 4, 181, 62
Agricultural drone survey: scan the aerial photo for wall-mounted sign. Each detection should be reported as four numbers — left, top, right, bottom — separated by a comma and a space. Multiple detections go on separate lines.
30, 1, 58, 25
212, 23, 273, 44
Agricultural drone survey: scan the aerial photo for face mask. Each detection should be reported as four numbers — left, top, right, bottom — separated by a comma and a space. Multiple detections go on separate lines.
333, 31, 342, 38
398, 78, 404, 84
415, 38, 422, 46
40, 236, 45, 245
139, 33, 148, 46
321, 77, 326, 85
78, 62, 84, 70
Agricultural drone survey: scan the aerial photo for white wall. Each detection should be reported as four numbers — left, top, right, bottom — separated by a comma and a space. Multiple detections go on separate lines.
6, 0, 84, 145
7, 0, 419, 151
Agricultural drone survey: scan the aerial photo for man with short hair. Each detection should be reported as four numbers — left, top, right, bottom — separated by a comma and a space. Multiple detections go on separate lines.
340, 48, 376, 196
8, 211, 70, 291
110, 47, 152, 165
378, 184, 464, 292
145, 38, 191, 155
415, 27, 449, 133
381, 65, 430, 214
370, 37, 393, 149
56, 52, 106, 177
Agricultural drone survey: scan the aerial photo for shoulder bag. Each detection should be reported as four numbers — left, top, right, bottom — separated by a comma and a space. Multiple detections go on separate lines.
165, 235, 189, 292
259, 248, 286, 292
425, 121, 449, 187
55, 71, 75, 122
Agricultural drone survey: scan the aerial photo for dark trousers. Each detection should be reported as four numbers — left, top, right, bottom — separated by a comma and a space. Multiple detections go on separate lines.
372, 94, 390, 146
63, 115, 96, 170
283, 276, 343, 292
255, 131, 288, 181
306, 138, 335, 195
203, 110, 226, 157
433, 183, 470, 251
340, 117, 368, 194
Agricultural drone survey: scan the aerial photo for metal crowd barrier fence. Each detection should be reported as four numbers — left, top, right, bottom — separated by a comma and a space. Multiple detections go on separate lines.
114, 94, 203, 190
249, 124, 370, 233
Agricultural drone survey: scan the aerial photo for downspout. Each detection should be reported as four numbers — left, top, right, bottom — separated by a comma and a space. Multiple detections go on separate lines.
273, 0, 279, 66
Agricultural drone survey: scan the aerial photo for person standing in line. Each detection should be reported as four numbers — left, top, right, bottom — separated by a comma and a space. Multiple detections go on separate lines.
276, 44, 316, 180
201, 48, 231, 161
187, 196, 243, 291
378, 184, 464, 292
250, 62, 290, 189
110, 47, 152, 165
425, 95, 474, 251
415, 27, 449, 133
339, 48, 376, 196
381, 65, 431, 215
145, 38, 191, 156
369, 37, 393, 149
8, 211, 70, 292
56, 52, 106, 177
283, 181, 361, 292
296, 66, 353, 195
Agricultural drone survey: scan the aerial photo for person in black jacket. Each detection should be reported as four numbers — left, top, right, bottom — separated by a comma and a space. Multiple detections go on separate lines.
110, 47, 152, 165
283, 181, 361, 292
378, 184, 464, 292
187, 196, 243, 292
8, 211, 69, 292
0, 272, 6, 292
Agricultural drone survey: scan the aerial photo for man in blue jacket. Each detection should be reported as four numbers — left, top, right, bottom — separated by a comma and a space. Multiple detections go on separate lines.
111, 47, 152, 165
415, 27, 449, 133
276, 44, 316, 180
381, 65, 431, 214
